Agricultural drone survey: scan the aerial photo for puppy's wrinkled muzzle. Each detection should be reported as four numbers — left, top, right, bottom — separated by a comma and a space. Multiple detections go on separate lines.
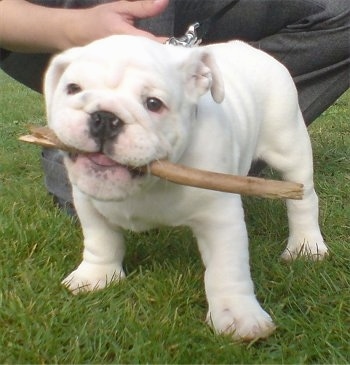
89, 110, 123, 143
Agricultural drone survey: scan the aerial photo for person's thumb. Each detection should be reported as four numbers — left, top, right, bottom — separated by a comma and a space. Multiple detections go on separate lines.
120, 0, 169, 19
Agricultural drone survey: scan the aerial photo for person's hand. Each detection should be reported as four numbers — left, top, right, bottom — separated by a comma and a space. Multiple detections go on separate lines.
63, 0, 169, 49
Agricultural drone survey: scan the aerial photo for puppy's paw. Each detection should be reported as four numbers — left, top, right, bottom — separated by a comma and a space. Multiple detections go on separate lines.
207, 296, 276, 341
62, 262, 125, 294
282, 234, 328, 261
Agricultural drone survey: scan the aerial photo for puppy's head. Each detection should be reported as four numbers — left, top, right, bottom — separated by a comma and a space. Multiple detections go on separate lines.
44, 35, 224, 201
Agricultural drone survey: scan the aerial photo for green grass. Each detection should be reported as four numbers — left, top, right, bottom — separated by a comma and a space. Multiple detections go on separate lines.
0, 69, 349, 364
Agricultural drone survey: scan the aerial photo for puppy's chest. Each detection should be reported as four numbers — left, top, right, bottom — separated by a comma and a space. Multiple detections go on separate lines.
93, 190, 192, 231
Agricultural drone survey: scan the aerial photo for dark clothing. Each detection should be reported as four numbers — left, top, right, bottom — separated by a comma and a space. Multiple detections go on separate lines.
1, 0, 349, 206
1, 0, 349, 123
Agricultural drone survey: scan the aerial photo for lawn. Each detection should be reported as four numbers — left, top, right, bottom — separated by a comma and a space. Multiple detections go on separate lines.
0, 69, 349, 364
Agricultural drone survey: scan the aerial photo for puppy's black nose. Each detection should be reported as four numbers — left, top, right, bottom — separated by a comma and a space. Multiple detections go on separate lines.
89, 111, 122, 141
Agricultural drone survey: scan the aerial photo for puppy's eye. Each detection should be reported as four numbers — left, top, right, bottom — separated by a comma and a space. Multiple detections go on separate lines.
66, 83, 82, 95
146, 97, 164, 112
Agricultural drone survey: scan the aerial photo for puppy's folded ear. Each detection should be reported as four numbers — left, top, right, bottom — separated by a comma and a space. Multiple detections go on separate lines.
180, 48, 225, 103
44, 47, 82, 120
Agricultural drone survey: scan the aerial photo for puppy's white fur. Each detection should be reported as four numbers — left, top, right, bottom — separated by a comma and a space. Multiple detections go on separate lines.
44, 35, 328, 341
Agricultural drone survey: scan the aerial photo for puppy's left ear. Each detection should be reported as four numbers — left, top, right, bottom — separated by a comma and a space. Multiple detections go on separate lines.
181, 49, 225, 103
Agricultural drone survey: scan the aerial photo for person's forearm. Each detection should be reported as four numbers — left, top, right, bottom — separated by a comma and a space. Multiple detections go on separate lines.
0, 0, 76, 53
0, 0, 169, 53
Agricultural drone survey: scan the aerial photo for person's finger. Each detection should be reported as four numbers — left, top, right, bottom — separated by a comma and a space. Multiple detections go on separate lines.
118, 21, 168, 42
114, 0, 169, 20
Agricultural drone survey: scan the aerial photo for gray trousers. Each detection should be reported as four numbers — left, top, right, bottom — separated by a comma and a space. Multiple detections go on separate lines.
1, 0, 349, 206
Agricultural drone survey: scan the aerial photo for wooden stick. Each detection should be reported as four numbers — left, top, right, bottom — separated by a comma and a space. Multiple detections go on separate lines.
19, 126, 77, 151
19, 126, 303, 200
145, 160, 303, 199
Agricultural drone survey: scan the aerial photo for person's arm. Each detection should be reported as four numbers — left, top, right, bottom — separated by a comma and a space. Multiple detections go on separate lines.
0, 0, 168, 53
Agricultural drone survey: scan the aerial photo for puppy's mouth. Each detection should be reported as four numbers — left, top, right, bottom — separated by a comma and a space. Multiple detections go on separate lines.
69, 152, 146, 178
86, 152, 121, 167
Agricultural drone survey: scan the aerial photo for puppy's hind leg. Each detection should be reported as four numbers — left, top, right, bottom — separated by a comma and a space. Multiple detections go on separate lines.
259, 109, 328, 261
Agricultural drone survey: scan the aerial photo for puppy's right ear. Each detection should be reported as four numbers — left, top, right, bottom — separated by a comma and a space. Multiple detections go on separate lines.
44, 47, 81, 120
177, 47, 225, 104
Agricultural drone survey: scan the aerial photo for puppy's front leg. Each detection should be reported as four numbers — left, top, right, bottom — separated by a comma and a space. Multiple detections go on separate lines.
62, 189, 126, 294
191, 195, 276, 341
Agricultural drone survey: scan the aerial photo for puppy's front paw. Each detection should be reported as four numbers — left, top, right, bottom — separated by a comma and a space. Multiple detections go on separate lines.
207, 296, 276, 341
62, 262, 125, 294
282, 233, 328, 261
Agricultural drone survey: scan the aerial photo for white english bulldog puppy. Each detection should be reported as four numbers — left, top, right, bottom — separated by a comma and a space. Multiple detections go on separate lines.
44, 35, 328, 341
